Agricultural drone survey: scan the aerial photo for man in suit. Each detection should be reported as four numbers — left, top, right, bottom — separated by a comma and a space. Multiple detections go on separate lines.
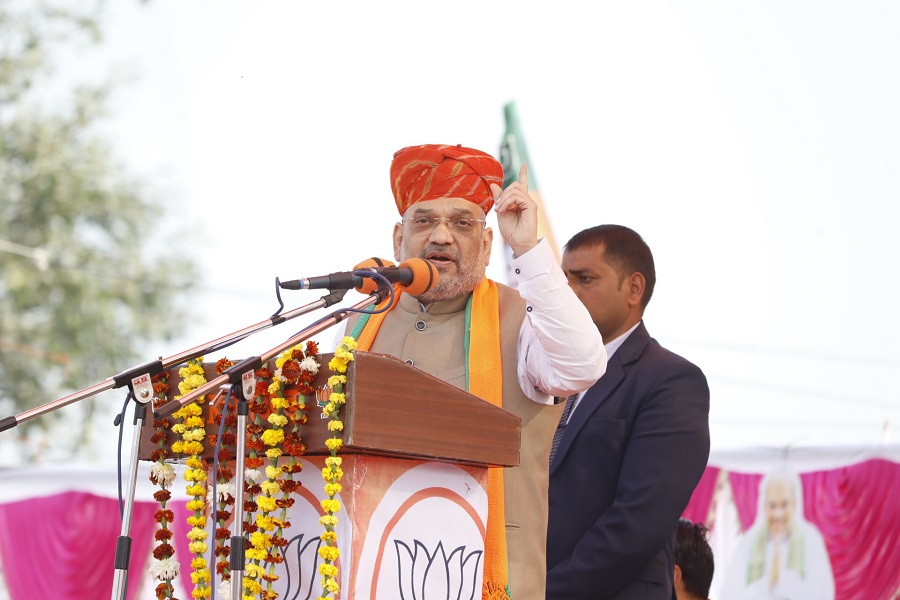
546, 224, 710, 599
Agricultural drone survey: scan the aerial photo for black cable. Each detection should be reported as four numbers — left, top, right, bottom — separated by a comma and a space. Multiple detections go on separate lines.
287, 273, 396, 340
209, 383, 234, 598
115, 390, 133, 519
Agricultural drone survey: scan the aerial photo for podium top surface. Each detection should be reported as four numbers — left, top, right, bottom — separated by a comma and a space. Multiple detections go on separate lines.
141, 351, 521, 468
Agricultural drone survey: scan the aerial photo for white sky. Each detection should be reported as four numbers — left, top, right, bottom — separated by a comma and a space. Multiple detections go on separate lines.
36, 0, 899, 461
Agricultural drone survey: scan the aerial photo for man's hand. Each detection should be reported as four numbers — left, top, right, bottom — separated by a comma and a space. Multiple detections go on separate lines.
490, 164, 539, 257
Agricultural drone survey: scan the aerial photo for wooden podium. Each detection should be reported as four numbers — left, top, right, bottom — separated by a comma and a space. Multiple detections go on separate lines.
140, 351, 521, 599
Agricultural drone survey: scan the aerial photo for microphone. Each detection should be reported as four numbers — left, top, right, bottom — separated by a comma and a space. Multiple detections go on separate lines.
279, 257, 439, 296
354, 257, 439, 296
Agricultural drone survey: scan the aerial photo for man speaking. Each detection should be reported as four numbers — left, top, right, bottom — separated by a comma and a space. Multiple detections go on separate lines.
344, 143, 605, 600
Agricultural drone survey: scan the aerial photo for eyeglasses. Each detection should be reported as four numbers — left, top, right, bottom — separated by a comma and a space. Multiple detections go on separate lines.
402, 216, 487, 235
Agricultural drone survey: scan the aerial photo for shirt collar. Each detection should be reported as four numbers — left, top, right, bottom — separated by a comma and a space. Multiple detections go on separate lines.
604, 321, 641, 359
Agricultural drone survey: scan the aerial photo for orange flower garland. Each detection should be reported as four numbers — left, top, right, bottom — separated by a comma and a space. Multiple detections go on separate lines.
244, 341, 319, 599
210, 358, 237, 589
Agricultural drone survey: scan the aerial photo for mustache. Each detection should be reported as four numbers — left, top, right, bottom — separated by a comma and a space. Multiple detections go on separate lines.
421, 244, 460, 263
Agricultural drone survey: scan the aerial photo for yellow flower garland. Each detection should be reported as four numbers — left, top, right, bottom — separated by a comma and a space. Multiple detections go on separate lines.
171, 357, 211, 600
317, 336, 356, 599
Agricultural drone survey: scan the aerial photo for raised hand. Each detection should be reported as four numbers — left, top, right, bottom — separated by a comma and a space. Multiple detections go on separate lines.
490, 164, 539, 257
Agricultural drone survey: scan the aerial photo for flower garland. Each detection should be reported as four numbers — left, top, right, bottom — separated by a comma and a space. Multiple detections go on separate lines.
279, 342, 316, 500
272, 341, 319, 578
146, 341, 334, 599
210, 358, 237, 593
241, 366, 271, 599
171, 357, 211, 600
149, 369, 180, 600
252, 352, 291, 599
243, 341, 320, 599
317, 336, 356, 599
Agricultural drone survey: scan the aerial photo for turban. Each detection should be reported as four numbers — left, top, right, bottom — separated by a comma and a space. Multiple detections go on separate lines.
390, 144, 504, 216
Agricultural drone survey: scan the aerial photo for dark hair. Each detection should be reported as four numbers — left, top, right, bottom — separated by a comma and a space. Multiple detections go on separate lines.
675, 518, 714, 598
564, 224, 656, 308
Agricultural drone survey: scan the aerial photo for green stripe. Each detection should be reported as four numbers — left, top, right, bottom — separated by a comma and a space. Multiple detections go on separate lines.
348, 313, 370, 340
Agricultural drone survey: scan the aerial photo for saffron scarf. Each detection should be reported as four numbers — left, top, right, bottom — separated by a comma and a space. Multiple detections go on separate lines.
350, 278, 511, 599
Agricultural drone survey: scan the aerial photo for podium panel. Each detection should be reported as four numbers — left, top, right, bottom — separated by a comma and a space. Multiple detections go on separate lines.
270, 456, 489, 599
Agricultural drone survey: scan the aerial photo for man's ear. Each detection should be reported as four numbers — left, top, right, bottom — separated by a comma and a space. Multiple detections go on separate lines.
627, 272, 646, 308
482, 227, 493, 267
673, 563, 683, 587
392, 222, 403, 262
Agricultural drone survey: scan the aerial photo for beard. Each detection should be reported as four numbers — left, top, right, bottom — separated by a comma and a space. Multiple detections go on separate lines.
399, 241, 487, 303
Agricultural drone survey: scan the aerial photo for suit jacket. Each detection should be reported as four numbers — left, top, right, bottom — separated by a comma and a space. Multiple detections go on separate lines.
546, 321, 710, 600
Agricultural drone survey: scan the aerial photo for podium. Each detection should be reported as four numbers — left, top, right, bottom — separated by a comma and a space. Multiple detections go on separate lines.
140, 351, 521, 599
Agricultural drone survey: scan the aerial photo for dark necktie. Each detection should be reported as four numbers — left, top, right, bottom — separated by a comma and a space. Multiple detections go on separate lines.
549, 393, 577, 465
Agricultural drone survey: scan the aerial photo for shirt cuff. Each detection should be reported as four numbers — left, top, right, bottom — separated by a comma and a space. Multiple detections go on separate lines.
508, 238, 557, 283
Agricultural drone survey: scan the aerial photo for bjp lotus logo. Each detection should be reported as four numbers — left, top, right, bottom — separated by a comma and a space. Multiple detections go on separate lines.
279, 533, 325, 600
394, 539, 483, 600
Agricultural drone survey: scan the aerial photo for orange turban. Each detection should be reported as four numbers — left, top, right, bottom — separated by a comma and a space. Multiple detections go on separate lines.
390, 144, 504, 216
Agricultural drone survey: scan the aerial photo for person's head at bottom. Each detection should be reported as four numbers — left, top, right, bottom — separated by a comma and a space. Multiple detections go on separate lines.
674, 518, 714, 600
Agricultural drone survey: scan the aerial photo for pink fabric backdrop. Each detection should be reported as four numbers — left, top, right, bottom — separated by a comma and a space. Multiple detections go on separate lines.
0, 490, 239, 600
4, 461, 898, 599
728, 459, 900, 600
681, 465, 720, 526
0, 491, 159, 600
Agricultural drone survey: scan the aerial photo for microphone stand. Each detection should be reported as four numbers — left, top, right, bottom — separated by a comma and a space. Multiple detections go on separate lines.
154, 290, 387, 419
0, 287, 347, 600
0, 288, 347, 434
230, 372, 254, 600
111, 372, 159, 600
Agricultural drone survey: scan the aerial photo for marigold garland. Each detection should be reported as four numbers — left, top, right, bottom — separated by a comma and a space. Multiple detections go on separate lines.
279, 343, 316, 508
256, 388, 286, 596
172, 357, 212, 600
317, 336, 356, 599
147, 340, 342, 600
149, 369, 180, 600
210, 358, 237, 593
242, 365, 270, 600
244, 341, 319, 599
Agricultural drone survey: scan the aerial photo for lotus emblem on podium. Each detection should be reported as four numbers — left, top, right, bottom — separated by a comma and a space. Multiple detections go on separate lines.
394, 539, 483, 600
